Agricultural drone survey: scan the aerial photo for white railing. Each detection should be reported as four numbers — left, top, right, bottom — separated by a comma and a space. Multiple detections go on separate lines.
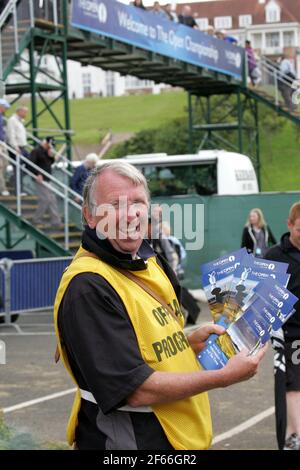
0, 140, 82, 251
249, 55, 299, 112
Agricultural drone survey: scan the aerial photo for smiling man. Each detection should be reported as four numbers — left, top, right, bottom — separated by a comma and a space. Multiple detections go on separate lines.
54, 161, 266, 450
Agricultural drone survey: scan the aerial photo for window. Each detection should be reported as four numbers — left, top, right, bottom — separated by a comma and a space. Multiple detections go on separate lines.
239, 15, 252, 28
106, 71, 115, 96
214, 16, 232, 30
125, 76, 153, 89
265, 32, 280, 48
252, 33, 262, 49
82, 72, 91, 96
195, 17, 209, 31
283, 31, 295, 47
138, 163, 217, 197
266, 1, 281, 23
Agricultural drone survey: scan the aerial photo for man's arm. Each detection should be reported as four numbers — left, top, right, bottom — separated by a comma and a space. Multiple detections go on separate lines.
127, 344, 267, 407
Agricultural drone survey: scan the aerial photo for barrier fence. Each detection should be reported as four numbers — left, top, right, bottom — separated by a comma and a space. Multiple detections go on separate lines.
0, 256, 72, 324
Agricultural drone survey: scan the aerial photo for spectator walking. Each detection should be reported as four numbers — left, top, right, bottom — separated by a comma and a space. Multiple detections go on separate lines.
7, 106, 29, 194
241, 208, 276, 258
70, 153, 98, 199
0, 98, 10, 196
245, 40, 261, 86
266, 202, 300, 450
30, 137, 62, 228
278, 55, 297, 111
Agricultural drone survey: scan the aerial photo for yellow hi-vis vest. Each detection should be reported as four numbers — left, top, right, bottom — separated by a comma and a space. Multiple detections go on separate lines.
53, 246, 212, 450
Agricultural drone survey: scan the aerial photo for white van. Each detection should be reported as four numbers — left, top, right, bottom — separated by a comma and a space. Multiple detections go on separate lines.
121, 150, 259, 197
65, 150, 258, 197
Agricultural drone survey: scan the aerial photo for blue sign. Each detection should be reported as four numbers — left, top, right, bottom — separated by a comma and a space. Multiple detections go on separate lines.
71, 0, 244, 80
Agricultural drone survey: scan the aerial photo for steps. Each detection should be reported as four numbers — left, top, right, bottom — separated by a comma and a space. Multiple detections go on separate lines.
0, 194, 82, 253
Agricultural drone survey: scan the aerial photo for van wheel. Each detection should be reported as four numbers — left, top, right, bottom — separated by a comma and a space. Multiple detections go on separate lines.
0, 314, 19, 324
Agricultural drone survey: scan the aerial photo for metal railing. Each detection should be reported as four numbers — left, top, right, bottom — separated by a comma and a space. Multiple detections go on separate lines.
0, 255, 72, 325
0, 0, 62, 81
247, 54, 300, 112
0, 140, 82, 250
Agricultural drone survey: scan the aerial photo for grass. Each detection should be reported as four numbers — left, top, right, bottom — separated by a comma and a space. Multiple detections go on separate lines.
11, 90, 300, 191
260, 122, 300, 191
26, 91, 188, 145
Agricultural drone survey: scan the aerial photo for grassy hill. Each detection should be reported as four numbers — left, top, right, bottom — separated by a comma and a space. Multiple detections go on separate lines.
36, 92, 187, 145
14, 91, 300, 192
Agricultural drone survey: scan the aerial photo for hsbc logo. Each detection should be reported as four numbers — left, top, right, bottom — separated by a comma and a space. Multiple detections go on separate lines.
98, 3, 108, 23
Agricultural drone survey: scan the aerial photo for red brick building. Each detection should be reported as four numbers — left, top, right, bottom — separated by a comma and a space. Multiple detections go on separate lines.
181, 0, 300, 75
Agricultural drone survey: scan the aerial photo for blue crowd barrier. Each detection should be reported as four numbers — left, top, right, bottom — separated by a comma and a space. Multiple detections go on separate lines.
10, 258, 71, 313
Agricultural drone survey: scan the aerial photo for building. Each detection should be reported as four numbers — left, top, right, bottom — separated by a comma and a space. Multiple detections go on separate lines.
185, 0, 300, 75
67, 62, 164, 99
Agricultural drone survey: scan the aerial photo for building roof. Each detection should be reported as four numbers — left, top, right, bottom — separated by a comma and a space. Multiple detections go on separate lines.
182, 0, 300, 28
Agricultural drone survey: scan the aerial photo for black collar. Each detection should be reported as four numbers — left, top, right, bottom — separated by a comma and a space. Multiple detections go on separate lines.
81, 226, 154, 271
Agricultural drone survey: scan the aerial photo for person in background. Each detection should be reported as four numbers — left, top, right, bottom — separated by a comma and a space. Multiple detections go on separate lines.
178, 5, 198, 28
165, 3, 178, 22
132, 0, 146, 9
204, 25, 215, 37
241, 208, 276, 258
0, 98, 10, 196
161, 220, 200, 325
245, 40, 261, 86
151, 1, 169, 20
6, 106, 29, 195
265, 202, 300, 450
70, 153, 98, 200
278, 55, 297, 111
30, 137, 62, 228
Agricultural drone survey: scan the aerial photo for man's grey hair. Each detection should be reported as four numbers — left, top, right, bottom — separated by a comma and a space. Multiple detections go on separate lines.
16, 106, 28, 112
82, 160, 150, 225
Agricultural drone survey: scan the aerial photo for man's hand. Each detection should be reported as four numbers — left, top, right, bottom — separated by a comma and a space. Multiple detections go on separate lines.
220, 344, 268, 387
36, 174, 43, 183
187, 324, 226, 354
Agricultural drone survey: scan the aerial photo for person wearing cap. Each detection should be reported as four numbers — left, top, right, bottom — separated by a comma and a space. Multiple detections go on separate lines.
0, 98, 10, 196
70, 153, 98, 199
30, 137, 62, 228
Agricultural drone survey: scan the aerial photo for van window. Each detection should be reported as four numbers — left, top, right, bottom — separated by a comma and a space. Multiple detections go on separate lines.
137, 163, 217, 197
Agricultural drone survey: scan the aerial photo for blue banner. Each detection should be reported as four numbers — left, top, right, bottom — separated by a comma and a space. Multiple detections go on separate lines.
71, 0, 244, 80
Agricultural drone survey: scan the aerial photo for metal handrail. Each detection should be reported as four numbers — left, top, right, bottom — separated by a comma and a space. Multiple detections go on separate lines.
0, 140, 83, 250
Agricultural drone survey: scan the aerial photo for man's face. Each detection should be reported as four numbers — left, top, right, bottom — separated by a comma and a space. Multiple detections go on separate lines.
18, 109, 28, 119
84, 170, 149, 256
288, 217, 300, 250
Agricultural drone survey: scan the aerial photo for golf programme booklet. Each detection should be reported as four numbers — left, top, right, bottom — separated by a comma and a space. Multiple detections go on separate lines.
198, 251, 297, 370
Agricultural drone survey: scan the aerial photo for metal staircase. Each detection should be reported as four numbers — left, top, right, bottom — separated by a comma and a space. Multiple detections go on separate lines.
0, 141, 82, 256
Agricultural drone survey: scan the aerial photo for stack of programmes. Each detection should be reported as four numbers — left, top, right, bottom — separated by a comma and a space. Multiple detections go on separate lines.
198, 248, 298, 370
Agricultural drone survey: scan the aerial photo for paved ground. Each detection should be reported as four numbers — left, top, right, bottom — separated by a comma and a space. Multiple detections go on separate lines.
0, 302, 277, 450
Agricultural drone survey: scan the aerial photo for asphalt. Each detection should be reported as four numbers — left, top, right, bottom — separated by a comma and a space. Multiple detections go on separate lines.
0, 302, 277, 450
